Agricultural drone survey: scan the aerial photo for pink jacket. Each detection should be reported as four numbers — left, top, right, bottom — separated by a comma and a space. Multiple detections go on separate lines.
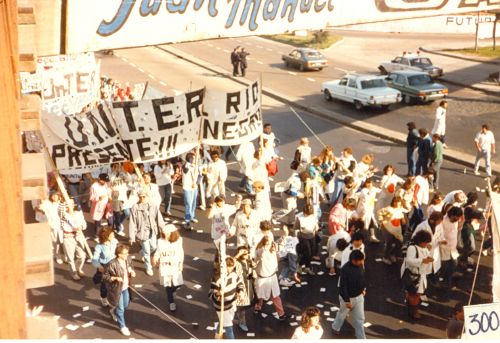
328, 204, 348, 235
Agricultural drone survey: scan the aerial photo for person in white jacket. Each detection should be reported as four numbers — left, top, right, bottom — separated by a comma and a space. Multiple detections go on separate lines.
402, 230, 434, 319
378, 165, 405, 211
439, 206, 463, 292
231, 198, 260, 248
206, 150, 228, 204
35, 192, 63, 264
141, 173, 162, 209
356, 178, 381, 243
431, 100, 448, 147
152, 224, 184, 312
153, 160, 175, 216
236, 141, 255, 194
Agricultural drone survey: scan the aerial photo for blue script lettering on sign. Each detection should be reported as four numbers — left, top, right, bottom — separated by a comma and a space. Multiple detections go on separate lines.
97, 0, 334, 36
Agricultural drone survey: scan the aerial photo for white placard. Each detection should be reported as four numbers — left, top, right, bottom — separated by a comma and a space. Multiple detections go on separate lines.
464, 303, 500, 340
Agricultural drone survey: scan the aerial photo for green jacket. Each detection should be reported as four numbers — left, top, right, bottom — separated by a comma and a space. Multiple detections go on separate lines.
432, 141, 443, 163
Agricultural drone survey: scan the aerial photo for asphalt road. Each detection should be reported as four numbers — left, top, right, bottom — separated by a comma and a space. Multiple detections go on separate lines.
27, 40, 495, 340
169, 31, 500, 157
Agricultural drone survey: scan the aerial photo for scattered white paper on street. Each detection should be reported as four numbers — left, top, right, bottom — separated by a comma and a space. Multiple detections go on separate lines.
282, 286, 289, 290
65, 324, 79, 331
228, 243, 235, 247
364, 322, 372, 327
206, 326, 214, 331
296, 316, 302, 320
193, 257, 200, 261
261, 313, 268, 318
231, 193, 236, 197
316, 304, 324, 308
295, 284, 302, 288
194, 284, 202, 289
290, 322, 299, 326
267, 301, 273, 305
331, 306, 339, 311
317, 271, 324, 275
301, 281, 308, 285
197, 230, 203, 233
326, 317, 334, 322
247, 333, 255, 337
82, 306, 89, 312
134, 284, 143, 288
81, 321, 95, 328
130, 256, 136, 260
320, 288, 326, 292
321, 251, 327, 255
375, 258, 383, 262
192, 323, 198, 326
273, 228, 280, 231
421, 302, 429, 307
186, 295, 193, 299
172, 220, 178, 224
272, 312, 278, 316
324, 311, 330, 316
72, 313, 81, 318
322, 245, 327, 250
311, 261, 321, 265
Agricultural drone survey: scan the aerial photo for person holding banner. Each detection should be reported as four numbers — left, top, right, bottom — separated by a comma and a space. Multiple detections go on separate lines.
153, 160, 175, 216
182, 152, 199, 229
206, 150, 228, 206
128, 191, 165, 276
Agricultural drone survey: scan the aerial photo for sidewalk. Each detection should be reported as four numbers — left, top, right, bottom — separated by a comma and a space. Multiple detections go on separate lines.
158, 44, 499, 176
420, 46, 500, 96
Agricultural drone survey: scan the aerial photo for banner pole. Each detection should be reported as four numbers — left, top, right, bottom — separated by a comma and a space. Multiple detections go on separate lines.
259, 73, 264, 150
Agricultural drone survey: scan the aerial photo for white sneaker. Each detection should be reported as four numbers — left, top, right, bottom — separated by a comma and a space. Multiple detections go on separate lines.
72, 273, 81, 281
369, 235, 380, 243
199, 205, 206, 211
146, 268, 154, 276
56, 258, 63, 265
474, 170, 480, 175
101, 297, 110, 307
117, 231, 126, 237
191, 218, 199, 223
169, 303, 177, 312
120, 327, 131, 336
279, 278, 294, 287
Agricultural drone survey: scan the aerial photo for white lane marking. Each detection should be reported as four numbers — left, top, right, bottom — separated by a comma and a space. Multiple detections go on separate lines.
266, 48, 273, 52
130, 62, 137, 67
216, 47, 221, 50
223, 49, 230, 53
257, 61, 263, 65
288, 71, 297, 76
138, 67, 145, 73
148, 74, 156, 80
207, 43, 214, 47
160, 81, 167, 86
236, 40, 242, 43
247, 57, 253, 60
245, 43, 253, 46
289, 106, 326, 147
121, 57, 128, 62
307, 77, 316, 82
174, 89, 183, 96
256, 45, 263, 48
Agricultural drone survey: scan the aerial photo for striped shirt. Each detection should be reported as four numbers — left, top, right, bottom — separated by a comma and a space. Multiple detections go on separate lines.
209, 271, 244, 311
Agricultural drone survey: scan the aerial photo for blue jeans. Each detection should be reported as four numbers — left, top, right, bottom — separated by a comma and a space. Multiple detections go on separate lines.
407, 148, 417, 176
215, 324, 235, 339
332, 294, 366, 339
140, 236, 157, 271
159, 184, 173, 213
113, 209, 130, 233
279, 253, 298, 279
115, 288, 130, 329
330, 177, 344, 206
416, 158, 429, 175
67, 183, 83, 207
183, 188, 198, 222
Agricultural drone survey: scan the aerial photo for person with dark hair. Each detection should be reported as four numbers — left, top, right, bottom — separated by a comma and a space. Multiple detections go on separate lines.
89, 173, 112, 240
231, 46, 241, 77
440, 206, 464, 291
406, 122, 420, 176
128, 191, 164, 276
92, 226, 118, 307
182, 152, 199, 228
430, 134, 444, 190
328, 197, 357, 235
331, 250, 366, 338
206, 150, 228, 205
402, 230, 433, 319
326, 227, 351, 276
239, 47, 250, 77
234, 246, 255, 332
427, 192, 444, 218
340, 231, 365, 268
277, 225, 300, 286
262, 123, 280, 155
103, 244, 136, 336
432, 100, 448, 146
60, 199, 88, 281
209, 257, 244, 339
416, 128, 432, 175
378, 196, 407, 265
446, 302, 464, 339
152, 224, 184, 312
292, 307, 323, 339
209, 195, 241, 256
356, 178, 381, 243
459, 208, 483, 270
330, 147, 356, 206
473, 124, 495, 177
378, 164, 405, 210
294, 203, 319, 275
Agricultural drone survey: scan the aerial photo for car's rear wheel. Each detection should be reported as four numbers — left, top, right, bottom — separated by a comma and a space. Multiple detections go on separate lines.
404, 95, 413, 104
324, 89, 333, 101
284, 61, 290, 68
318, 67, 323, 71
378, 66, 388, 75
354, 100, 363, 110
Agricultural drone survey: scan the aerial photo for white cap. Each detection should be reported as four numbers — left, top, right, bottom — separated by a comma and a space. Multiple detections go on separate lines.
162, 224, 177, 234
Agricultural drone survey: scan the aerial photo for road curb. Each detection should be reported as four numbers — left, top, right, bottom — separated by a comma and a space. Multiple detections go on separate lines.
157, 44, 499, 176
419, 46, 500, 66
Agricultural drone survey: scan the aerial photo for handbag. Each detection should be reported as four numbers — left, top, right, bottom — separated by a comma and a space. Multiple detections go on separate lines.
402, 268, 420, 293
290, 160, 300, 170
266, 159, 279, 176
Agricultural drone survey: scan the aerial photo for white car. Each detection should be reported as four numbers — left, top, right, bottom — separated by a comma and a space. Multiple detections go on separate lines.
378, 52, 444, 78
321, 74, 401, 110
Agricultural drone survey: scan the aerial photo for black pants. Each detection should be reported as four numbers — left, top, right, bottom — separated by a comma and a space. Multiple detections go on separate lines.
383, 231, 402, 259
232, 63, 239, 76
165, 286, 179, 303
100, 281, 107, 298
441, 259, 457, 289
299, 236, 317, 268
240, 65, 247, 77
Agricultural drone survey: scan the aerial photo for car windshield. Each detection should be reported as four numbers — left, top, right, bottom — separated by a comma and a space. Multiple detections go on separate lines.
410, 58, 432, 67
360, 79, 386, 89
304, 51, 322, 58
408, 74, 432, 86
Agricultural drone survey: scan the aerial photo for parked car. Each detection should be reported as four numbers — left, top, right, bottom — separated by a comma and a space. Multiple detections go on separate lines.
385, 71, 448, 104
282, 48, 328, 71
378, 52, 443, 78
321, 74, 401, 110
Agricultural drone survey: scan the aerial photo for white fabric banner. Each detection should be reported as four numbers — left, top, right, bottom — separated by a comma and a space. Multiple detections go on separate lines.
491, 191, 500, 303
202, 81, 262, 146
111, 88, 205, 162
38, 52, 100, 116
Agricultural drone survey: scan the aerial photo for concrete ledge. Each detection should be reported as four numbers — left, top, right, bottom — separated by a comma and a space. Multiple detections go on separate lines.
157, 44, 499, 176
